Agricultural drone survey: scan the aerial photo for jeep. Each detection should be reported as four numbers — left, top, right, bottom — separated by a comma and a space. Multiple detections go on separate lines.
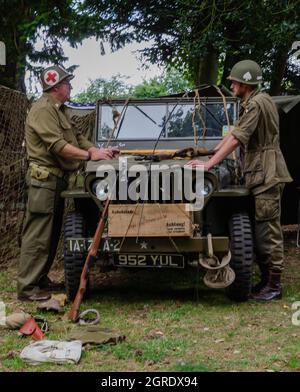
63, 91, 254, 302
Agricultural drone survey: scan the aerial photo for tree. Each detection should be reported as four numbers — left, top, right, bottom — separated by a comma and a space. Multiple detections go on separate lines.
132, 68, 192, 98
2, 1, 299, 94
73, 68, 192, 103
83, 0, 300, 94
0, 0, 96, 92
219, 1, 300, 95
83, 0, 224, 85
73, 74, 131, 102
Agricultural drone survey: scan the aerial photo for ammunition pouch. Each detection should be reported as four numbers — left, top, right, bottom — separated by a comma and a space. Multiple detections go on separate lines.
29, 163, 65, 179
28, 164, 60, 214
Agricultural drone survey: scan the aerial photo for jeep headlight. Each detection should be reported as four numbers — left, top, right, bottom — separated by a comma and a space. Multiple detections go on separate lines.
196, 178, 214, 197
92, 180, 109, 200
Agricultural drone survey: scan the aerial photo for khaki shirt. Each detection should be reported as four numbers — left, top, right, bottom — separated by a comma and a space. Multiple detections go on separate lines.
25, 93, 94, 172
232, 89, 292, 195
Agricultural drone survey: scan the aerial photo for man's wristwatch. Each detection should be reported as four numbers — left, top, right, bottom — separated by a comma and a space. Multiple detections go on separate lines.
85, 150, 91, 161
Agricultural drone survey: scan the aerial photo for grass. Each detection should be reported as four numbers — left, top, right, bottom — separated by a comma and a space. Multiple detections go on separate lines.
0, 238, 300, 372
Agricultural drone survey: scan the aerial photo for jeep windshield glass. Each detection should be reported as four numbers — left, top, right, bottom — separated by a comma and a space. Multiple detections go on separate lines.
98, 102, 235, 140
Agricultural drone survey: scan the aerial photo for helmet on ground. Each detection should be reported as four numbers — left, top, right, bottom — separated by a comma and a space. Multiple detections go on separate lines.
227, 60, 262, 85
40, 65, 74, 92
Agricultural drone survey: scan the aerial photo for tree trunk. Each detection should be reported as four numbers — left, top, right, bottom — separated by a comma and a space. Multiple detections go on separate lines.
191, 51, 219, 86
269, 48, 289, 95
16, 75, 26, 93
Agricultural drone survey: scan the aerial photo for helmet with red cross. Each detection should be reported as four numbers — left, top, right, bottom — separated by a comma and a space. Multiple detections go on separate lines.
40, 65, 74, 92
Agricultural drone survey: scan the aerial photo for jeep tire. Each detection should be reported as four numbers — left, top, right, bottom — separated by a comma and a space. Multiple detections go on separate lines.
226, 212, 253, 301
64, 212, 89, 301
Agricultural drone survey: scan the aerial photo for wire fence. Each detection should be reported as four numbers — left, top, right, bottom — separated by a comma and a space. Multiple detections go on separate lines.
0, 85, 95, 265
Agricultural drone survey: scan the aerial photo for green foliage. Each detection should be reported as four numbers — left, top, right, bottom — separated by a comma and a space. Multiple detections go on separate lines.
132, 68, 191, 98
132, 77, 167, 98
73, 68, 192, 102
2, 1, 298, 93
73, 74, 131, 102
0, 0, 99, 91
85, 0, 300, 93
101, 337, 188, 364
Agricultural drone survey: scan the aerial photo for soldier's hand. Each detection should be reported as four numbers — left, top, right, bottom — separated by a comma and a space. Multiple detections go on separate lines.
90, 147, 120, 160
185, 160, 210, 169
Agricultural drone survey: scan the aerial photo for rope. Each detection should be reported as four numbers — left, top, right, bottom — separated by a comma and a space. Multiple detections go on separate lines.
195, 89, 207, 142
136, 201, 146, 244
105, 98, 130, 148
192, 95, 198, 146
214, 85, 230, 128
156, 203, 181, 253
174, 203, 199, 235
199, 234, 235, 289
118, 202, 140, 252
203, 267, 235, 289
78, 309, 101, 325
135, 171, 150, 244
214, 85, 239, 181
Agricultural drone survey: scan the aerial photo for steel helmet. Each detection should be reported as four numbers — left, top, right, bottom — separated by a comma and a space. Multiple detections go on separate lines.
40, 65, 74, 92
227, 60, 262, 85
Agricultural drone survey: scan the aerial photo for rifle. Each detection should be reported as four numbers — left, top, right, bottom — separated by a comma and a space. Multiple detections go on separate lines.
69, 196, 111, 322
129, 147, 215, 162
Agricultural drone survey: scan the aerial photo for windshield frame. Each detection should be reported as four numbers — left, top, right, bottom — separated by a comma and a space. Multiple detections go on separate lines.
95, 97, 239, 147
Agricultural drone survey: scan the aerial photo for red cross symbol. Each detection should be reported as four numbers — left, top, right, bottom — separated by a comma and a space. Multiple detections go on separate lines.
46, 71, 58, 83
44, 71, 59, 86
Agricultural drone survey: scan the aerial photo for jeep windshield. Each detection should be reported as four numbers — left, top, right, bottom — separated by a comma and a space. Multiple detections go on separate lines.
97, 98, 237, 141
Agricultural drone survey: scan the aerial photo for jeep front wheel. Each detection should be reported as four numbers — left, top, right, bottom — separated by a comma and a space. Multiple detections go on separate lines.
226, 212, 253, 302
64, 212, 89, 301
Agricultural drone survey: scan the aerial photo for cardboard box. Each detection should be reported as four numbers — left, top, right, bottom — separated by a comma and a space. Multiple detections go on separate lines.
108, 203, 192, 237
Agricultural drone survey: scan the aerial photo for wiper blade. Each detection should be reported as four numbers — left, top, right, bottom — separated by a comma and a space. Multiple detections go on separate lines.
202, 104, 223, 127
133, 105, 158, 125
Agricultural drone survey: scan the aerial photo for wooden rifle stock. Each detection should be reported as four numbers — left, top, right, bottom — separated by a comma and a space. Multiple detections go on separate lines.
69, 197, 111, 322
123, 147, 215, 162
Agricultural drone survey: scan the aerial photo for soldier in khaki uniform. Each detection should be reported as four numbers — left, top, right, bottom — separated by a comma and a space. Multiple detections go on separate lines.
18, 65, 119, 301
187, 60, 292, 301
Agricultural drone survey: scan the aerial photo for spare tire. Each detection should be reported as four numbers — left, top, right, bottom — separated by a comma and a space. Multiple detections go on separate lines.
226, 212, 253, 302
64, 212, 89, 301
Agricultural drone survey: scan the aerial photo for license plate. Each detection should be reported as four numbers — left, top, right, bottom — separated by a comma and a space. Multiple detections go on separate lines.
115, 254, 184, 268
66, 238, 121, 253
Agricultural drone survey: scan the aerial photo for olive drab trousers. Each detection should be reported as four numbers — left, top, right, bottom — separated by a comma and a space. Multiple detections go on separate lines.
18, 171, 67, 296
254, 184, 285, 273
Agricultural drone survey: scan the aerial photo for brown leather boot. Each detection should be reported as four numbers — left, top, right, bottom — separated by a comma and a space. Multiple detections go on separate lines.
251, 272, 282, 301
251, 264, 269, 294
18, 292, 51, 302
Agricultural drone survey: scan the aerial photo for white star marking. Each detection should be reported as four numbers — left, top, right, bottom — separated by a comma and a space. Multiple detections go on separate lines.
140, 241, 148, 249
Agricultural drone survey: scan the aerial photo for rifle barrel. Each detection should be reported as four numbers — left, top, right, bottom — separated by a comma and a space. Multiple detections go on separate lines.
68, 197, 111, 322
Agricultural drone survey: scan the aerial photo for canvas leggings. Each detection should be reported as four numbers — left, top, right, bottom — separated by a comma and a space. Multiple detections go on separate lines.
254, 184, 285, 273
18, 171, 67, 296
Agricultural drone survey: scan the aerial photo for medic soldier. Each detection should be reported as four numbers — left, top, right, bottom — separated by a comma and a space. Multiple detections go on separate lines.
18, 65, 119, 301
187, 60, 292, 301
